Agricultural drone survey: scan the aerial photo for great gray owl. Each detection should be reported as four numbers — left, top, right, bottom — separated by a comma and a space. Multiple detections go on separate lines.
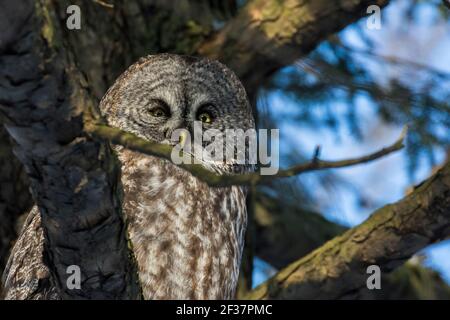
1, 54, 255, 299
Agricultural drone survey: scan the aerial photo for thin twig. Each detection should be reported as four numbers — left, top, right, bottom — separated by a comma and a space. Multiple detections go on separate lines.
335, 42, 450, 79
92, 0, 114, 9
85, 120, 407, 187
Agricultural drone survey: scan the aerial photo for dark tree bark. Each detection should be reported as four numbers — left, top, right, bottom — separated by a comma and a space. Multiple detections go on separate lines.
199, 0, 390, 93
0, 125, 32, 272
2, 0, 449, 300
0, 0, 140, 299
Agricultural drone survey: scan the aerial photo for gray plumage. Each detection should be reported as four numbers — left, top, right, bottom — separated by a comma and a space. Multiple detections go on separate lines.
2, 54, 255, 299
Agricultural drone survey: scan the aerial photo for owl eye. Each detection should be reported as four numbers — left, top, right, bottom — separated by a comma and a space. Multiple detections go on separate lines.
147, 99, 170, 118
197, 112, 213, 124
196, 104, 215, 124
149, 107, 167, 118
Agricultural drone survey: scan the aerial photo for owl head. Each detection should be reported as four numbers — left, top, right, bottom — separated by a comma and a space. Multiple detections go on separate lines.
99, 54, 256, 172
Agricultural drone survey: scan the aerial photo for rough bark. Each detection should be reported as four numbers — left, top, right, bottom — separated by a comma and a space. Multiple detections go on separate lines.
247, 160, 450, 299
0, 125, 33, 272
198, 0, 390, 93
0, 0, 140, 299
254, 192, 450, 300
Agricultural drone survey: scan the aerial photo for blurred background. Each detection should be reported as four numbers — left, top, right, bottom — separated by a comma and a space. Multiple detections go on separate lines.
252, 0, 450, 291
1, 0, 449, 299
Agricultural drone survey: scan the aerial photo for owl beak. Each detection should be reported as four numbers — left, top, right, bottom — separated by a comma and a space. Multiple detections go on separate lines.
178, 130, 187, 148
167, 129, 189, 148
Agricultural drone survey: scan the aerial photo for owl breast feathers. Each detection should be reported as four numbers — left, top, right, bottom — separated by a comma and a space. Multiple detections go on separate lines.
2, 54, 255, 300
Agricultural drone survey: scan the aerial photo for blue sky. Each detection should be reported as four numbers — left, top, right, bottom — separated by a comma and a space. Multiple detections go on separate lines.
253, 0, 450, 287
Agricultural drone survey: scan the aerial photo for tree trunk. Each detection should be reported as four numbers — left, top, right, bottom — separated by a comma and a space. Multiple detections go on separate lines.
0, 0, 140, 299
2, 0, 449, 300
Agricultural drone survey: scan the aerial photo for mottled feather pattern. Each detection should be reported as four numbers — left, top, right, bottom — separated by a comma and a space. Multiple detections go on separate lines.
2, 207, 58, 300
2, 54, 254, 299
118, 147, 247, 299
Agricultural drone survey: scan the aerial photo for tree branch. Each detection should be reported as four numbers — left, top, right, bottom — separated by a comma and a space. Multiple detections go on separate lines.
245, 159, 450, 299
253, 191, 450, 299
86, 123, 407, 187
198, 0, 390, 92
